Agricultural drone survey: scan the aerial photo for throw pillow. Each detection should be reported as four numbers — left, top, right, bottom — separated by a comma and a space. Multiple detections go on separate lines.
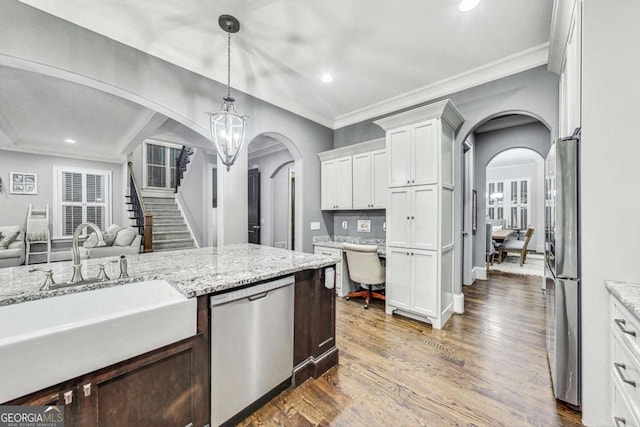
113, 227, 137, 247
0, 231, 19, 249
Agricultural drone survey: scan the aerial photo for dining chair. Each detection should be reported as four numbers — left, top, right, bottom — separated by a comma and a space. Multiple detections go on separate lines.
498, 227, 534, 267
343, 243, 385, 309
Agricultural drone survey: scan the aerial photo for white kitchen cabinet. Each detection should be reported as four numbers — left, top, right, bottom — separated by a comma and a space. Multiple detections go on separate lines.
387, 119, 438, 188
353, 150, 387, 209
375, 99, 463, 330
386, 248, 437, 319
313, 245, 349, 297
321, 156, 352, 210
387, 185, 437, 250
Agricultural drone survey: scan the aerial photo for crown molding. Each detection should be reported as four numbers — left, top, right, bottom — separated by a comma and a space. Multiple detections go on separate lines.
0, 145, 124, 164
333, 43, 549, 130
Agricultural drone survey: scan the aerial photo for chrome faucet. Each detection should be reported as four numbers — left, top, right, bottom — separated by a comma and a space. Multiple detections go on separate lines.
70, 222, 105, 284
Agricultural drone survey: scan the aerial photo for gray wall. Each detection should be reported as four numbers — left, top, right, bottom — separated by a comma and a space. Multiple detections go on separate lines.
332, 210, 386, 239
334, 65, 558, 294
473, 122, 550, 267
581, 2, 640, 424
0, 150, 124, 232
0, 0, 333, 253
249, 149, 295, 247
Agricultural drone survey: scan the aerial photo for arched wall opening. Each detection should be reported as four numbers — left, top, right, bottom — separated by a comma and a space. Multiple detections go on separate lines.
460, 112, 551, 285
246, 132, 303, 252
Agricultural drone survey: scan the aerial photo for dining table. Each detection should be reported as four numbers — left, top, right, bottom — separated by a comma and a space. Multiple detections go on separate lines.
492, 228, 515, 242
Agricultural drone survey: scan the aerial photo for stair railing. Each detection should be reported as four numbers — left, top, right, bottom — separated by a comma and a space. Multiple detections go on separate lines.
127, 162, 153, 253
174, 146, 193, 193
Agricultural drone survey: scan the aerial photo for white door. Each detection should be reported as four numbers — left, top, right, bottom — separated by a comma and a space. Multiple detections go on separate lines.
352, 152, 372, 209
411, 250, 437, 317
371, 149, 387, 208
387, 248, 411, 310
387, 127, 411, 187
412, 185, 438, 250
321, 160, 336, 210
412, 119, 438, 186
335, 157, 353, 209
387, 187, 411, 248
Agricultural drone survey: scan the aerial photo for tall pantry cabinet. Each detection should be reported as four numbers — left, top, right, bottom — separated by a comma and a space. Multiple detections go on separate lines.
374, 99, 463, 329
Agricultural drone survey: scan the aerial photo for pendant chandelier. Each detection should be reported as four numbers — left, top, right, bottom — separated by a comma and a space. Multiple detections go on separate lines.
205, 15, 248, 171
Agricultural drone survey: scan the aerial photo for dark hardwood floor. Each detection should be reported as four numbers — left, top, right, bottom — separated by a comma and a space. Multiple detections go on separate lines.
239, 272, 582, 426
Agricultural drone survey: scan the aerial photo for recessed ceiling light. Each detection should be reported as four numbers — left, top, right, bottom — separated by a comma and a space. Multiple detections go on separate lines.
458, 0, 480, 12
320, 73, 333, 83
64, 139, 76, 144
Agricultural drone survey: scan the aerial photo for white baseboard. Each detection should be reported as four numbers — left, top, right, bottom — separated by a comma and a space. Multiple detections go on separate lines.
474, 266, 487, 280
453, 293, 464, 313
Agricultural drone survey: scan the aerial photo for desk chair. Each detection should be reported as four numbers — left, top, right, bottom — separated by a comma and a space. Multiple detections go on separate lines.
343, 243, 385, 309
498, 227, 534, 267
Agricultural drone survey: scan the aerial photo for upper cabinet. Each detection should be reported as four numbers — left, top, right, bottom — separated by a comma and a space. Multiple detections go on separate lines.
319, 139, 386, 211
321, 156, 352, 210
388, 121, 439, 187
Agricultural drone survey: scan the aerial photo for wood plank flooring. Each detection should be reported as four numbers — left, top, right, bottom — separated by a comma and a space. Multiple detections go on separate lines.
239, 272, 582, 426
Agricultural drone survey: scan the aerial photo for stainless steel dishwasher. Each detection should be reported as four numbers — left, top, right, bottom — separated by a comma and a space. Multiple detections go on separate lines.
210, 275, 294, 426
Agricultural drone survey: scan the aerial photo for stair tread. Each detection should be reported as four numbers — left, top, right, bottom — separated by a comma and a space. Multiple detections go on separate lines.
153, 238, 194, 244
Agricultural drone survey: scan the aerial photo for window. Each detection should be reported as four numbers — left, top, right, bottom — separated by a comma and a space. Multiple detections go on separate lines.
54, 167, 111, 238
487, 178, 530, 228
144, 141, 181, 190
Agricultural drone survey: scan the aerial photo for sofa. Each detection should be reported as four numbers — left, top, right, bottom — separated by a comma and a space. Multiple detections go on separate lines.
0, 225, 26, 268
79, 225, 142, 260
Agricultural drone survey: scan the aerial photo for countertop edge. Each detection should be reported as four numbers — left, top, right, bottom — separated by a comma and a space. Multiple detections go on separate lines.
606, 280, 640, 321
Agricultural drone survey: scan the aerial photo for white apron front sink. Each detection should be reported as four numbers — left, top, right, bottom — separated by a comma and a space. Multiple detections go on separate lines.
0, 280, 196, 402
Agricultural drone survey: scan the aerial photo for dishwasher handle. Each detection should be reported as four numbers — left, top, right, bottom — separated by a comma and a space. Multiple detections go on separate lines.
248, 291, 269, 301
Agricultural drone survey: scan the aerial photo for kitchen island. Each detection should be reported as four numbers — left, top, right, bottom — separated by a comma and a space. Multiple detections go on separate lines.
0, 244, 339, 427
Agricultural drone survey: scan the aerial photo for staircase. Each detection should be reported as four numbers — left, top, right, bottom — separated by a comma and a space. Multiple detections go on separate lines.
143, 196, 196, 252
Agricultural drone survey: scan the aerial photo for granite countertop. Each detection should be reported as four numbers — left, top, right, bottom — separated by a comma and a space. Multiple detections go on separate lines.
0, 244, 338, 307
313, 235, 386, 256
607, 280, 640, 321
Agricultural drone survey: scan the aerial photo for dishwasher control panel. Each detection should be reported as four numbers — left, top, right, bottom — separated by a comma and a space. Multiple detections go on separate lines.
210, 275, 294, 306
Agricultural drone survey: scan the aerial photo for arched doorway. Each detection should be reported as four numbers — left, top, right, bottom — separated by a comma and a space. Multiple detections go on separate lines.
461, 113, 550, 284
246, 133, 302, 250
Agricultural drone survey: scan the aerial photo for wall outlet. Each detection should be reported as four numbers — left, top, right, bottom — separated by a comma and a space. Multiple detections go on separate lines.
342, 221, 348, 229
310, 221, 320, 230
383, 222, 386, 232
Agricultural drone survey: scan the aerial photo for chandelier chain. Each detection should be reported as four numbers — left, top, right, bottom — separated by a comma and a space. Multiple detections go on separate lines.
226, 32, 231, 99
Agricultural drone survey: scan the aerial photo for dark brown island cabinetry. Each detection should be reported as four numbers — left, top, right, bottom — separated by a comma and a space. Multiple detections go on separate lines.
8, 297, 210, 427
293, 268, 338, 386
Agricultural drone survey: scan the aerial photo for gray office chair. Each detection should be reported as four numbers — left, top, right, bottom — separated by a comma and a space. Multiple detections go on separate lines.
343, 243, 385, 309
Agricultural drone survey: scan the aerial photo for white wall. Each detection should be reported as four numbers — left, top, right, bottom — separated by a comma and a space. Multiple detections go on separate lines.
249, 149, 294, 247
581, 2, 640, 425
486, 159, 544, 253
0, 150, 124, 233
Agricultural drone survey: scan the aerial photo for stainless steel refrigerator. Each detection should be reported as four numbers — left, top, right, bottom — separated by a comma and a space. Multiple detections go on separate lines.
544, 129, 581, 408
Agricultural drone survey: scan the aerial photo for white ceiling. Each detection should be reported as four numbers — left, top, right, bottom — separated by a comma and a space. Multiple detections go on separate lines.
488, 147, 542, 168
18, 0, 554, 129
0, 65, 212, 162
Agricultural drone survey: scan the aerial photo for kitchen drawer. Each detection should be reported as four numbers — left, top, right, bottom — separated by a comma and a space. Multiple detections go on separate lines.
314, 246, 342, 260
612, 371, 640, 427
612, 325, 640, 416
612, 298, 640, 362
314, 246, 348, 297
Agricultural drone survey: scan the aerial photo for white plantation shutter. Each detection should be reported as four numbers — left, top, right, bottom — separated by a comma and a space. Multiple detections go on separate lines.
56, 168, 111, 237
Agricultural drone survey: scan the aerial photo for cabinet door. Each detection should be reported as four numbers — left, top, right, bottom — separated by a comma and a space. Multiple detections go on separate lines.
81, 344, 196, 427
387, 127, 411, 187
352, 152, 372, 209
412, 119, 438, 185
411, 250, 437, 317
412, 185, 438, 250
387, 187, 411, 248
321, 160, 336, 210
313, 269, 337, 358
10, 388, 75, 425
386, 248, 411, 311
335, 156, 353, 209
371, 149, 387, 208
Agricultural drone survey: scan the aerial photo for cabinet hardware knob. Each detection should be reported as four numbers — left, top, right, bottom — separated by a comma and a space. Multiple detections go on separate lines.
614, 416, 627, 426
83, 383, 92, 397
614, 362, 637, 387
411, 216, 415, 220
407, 180, 410, 184
63, 390, 73, 405
406, 216, 410, 220
412, 179, 415, 183
614, 318, 636, 336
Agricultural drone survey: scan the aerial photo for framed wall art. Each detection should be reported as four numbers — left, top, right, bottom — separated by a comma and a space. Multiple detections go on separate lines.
10, 172, 38, 195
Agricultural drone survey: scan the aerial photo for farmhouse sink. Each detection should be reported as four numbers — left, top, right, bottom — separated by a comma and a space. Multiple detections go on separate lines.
0, 280, 197, 403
